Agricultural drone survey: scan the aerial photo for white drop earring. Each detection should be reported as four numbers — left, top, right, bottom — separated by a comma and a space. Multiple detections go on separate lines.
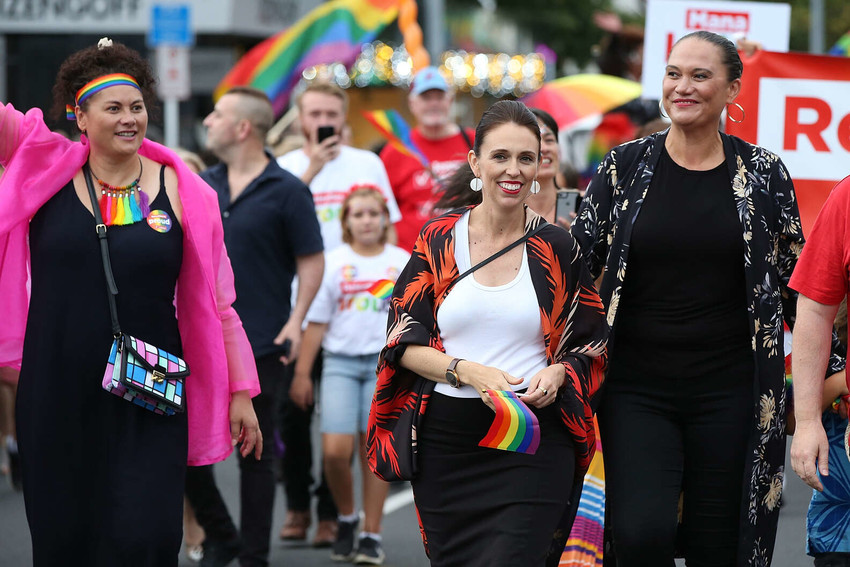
469, 177, 483, 192
530, 180, 540, 194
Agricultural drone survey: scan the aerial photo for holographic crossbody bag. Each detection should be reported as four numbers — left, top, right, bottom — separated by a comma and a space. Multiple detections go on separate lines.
84, 164, 189, 415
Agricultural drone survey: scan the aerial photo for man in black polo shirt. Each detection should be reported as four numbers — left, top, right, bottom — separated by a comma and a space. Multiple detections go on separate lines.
185, 86, 324, 567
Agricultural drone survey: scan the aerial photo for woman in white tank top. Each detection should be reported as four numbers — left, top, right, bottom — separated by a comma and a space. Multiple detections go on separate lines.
366, 101, 609, 567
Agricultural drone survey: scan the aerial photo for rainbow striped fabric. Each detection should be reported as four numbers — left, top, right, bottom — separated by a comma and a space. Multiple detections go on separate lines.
214, 0, 401, 114
829, 32, 850, 56
76, 73, 140, 107
479, 390, 540, 454
362, 109, 430, 167
368, 278, 394, 299
560, 417, 605, 566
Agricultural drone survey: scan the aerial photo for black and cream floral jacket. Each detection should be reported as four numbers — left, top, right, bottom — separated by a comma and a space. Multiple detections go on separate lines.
572, 130, 844, 566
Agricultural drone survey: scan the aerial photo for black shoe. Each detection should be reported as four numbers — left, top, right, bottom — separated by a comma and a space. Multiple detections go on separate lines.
199, 537, 240, 567
7, 448, 21, 492
353, 536, 385, 565
331, 518, 359, 561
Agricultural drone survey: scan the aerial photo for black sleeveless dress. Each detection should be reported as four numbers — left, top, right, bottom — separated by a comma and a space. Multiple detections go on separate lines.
17, 167, 188, 566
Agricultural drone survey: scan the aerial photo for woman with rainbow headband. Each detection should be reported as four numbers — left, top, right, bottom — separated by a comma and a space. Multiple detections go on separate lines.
292, 184, 409, 565
0, 38, 261, 564
367, 100, 608, 566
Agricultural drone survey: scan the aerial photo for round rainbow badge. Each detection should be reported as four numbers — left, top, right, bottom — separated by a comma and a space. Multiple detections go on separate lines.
147, 210, 172, 233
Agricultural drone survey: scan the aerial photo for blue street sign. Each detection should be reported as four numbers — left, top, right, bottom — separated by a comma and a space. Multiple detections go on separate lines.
148, 4, 193, 47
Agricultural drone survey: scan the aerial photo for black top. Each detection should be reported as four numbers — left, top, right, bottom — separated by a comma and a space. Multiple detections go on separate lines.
201, 154, 324, 357
612, 147, 752, 377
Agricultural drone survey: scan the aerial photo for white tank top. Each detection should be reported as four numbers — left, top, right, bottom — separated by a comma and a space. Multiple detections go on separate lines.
435, 212, 547, 398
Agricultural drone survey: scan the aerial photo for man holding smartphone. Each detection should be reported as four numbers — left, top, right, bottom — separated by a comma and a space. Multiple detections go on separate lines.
278, 82, 401, 250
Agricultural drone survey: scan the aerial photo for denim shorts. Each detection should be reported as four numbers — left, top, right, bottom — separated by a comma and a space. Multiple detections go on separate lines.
319, 351, 381, 434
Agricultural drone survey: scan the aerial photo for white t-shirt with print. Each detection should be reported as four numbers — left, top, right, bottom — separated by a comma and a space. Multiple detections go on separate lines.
306, 243, 411, 355
277, 145, 402, 251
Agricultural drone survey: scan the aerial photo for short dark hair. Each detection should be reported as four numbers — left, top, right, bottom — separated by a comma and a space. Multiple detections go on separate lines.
51, 39, 158, 129
674, 31, 743, 82
473, 100, 541, 157
223, 86, 275, 140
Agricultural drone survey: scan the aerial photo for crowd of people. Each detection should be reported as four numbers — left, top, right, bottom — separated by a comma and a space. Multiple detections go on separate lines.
1, 29, 850, 567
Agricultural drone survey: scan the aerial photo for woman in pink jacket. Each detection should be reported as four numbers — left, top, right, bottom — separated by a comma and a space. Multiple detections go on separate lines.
0, 39, 260, 566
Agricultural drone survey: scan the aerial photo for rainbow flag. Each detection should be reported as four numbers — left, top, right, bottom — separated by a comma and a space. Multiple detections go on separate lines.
214, 0, 402, 115
368, 278, 394, 299
362, 109, 430, 167
829, 31, 850, 56
479, 390, 540, 454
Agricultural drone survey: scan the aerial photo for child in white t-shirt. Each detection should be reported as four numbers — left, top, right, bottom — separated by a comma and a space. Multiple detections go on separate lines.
291, 185, 410, 565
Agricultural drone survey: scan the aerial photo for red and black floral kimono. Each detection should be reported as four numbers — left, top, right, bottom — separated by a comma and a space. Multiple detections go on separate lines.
366, 206, 608, 565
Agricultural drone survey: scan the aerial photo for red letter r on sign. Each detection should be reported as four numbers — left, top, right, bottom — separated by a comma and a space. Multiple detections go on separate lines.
784, 97, 831, 152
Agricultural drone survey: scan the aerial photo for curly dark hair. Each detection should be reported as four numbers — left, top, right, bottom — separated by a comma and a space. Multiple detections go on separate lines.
51, 39, 159, 128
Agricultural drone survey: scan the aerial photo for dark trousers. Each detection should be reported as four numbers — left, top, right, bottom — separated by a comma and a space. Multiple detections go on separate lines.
279, 351, 337, 520
185, 354, 283, 567
599, 358, 754, 567
815, 553, 850, 567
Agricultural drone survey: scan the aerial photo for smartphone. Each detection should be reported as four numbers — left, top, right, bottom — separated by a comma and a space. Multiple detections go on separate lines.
317, 125, 335, 144
555, 189, 582, 221
279, 338, 292, 358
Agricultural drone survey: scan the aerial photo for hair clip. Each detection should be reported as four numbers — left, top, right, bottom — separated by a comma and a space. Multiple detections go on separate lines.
97, 37, 113, 50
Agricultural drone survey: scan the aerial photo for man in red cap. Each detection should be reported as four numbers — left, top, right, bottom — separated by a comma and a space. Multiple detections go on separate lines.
380, 66, 474, 251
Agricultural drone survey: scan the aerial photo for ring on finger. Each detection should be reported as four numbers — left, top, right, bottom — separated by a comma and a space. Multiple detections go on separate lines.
538, 387, 548, 396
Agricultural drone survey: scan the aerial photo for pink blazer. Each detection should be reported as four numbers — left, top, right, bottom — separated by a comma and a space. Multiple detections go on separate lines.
0, 104, 260, 466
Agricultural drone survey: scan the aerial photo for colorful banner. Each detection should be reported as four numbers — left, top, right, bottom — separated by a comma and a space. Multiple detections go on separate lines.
726, 50, 850, 236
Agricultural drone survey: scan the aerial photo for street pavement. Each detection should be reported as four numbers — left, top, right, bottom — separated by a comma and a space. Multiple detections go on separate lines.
0, 443, 819, 566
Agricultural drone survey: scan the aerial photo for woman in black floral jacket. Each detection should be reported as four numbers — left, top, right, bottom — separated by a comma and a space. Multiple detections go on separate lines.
572, 31, 843, 566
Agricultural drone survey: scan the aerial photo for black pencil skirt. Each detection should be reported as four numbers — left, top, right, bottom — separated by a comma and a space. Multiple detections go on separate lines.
411, 392, 576, 567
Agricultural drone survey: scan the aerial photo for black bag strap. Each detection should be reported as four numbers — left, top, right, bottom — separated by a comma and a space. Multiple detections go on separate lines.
83, 164, 122, 337
458, 126, 473, 151
455, 222, 546, 284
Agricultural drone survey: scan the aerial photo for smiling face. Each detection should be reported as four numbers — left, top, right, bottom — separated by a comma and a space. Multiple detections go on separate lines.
662, 37, 741, 131
77, 84, 147, 157
469, 122, 540, 209
537, 120, 560, 182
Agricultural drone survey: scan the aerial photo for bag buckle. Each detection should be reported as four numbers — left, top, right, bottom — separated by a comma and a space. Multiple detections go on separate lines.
152, 367, 166, 383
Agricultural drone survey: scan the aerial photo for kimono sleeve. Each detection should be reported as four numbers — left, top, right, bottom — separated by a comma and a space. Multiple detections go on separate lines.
571, 149, 618, 280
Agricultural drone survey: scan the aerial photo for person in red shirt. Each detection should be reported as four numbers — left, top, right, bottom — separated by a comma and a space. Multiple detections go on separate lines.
380, 66, 474, 251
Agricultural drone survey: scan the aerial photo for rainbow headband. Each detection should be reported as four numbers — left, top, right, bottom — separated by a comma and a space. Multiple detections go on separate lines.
66, 73, 141, 120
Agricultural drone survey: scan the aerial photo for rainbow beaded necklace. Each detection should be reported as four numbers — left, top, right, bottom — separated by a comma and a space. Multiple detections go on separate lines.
90, 157, 150, 226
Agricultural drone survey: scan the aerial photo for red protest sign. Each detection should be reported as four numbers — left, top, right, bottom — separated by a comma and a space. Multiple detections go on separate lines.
727, 50, 850, 236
